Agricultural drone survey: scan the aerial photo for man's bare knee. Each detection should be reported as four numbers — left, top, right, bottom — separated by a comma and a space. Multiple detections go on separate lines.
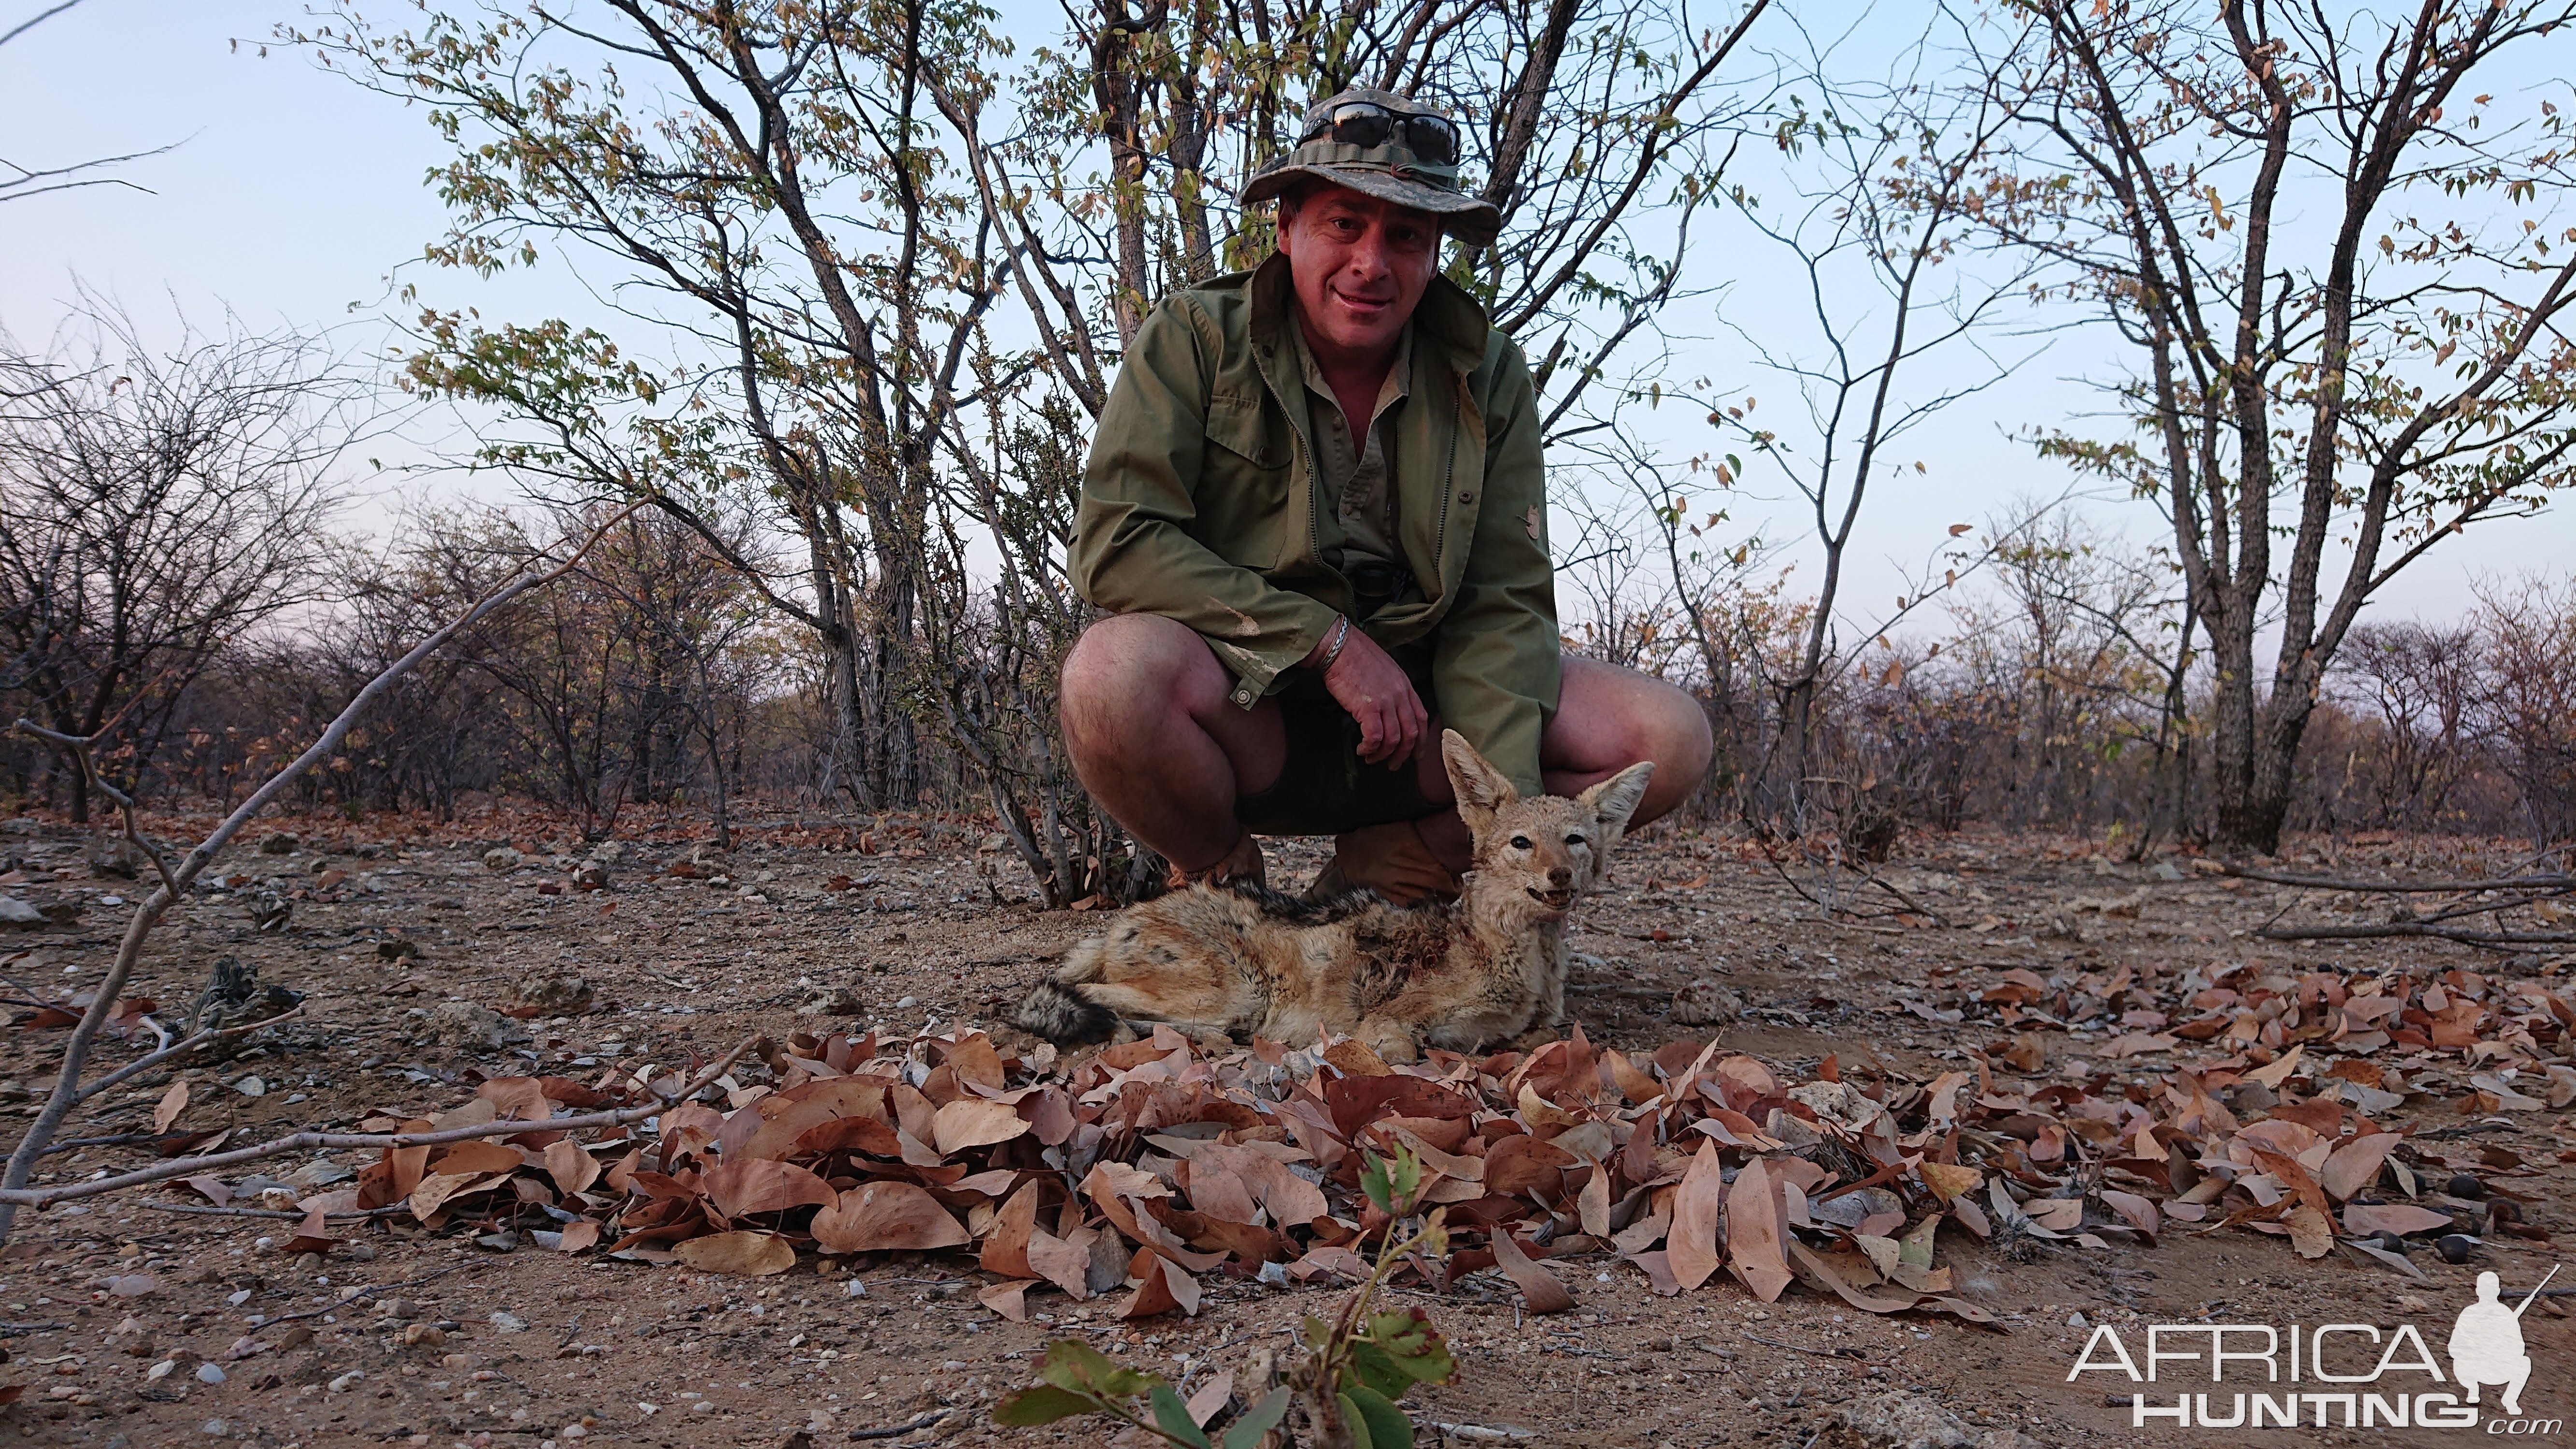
1063, 614, 1223, 729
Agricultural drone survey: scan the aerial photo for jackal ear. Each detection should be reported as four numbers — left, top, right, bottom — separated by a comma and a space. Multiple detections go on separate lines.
1579, 761, 1655, 847
1441, 729, 1516, 834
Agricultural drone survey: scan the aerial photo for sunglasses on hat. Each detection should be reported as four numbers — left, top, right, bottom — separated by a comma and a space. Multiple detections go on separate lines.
1298, 101, 1461, 167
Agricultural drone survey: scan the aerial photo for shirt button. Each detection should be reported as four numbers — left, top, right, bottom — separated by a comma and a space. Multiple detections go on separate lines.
1234, 688, 1252, 705
1459, 490, 1476, 502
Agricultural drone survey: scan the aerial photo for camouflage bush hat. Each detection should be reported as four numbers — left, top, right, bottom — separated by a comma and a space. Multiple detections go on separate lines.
1238, 87, 1501, 247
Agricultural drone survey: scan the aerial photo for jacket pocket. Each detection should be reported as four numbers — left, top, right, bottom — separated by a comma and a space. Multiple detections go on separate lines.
1196, 393, 1295, 570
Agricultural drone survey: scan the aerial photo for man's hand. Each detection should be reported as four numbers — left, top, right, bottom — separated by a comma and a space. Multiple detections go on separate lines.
1311, 623, 1426, 766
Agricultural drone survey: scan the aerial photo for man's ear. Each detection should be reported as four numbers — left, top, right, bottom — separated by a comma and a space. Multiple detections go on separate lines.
1441, 729, 1516, 838
1578, 761, 1656, 850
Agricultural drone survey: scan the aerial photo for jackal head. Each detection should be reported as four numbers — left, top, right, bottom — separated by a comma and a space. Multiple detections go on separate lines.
1441, 729, 1654, 925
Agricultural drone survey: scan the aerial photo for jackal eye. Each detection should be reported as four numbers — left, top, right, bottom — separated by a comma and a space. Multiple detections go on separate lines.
1565, 834, 1587, 848
1509, 835, 1532, 850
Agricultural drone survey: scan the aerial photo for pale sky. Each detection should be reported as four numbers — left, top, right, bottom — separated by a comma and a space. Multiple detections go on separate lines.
3, 0, 2570, 640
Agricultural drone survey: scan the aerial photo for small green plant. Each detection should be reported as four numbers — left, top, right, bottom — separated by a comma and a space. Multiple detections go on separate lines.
994, 1143, 1458, 1448
992, 1338, 1291, 1448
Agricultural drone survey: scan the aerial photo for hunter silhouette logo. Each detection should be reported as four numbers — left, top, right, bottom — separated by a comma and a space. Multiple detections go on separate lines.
2449, 1266, 2554, 1418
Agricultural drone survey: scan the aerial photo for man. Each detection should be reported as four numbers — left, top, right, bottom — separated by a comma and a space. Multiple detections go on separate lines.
1063, 87, 1710, 900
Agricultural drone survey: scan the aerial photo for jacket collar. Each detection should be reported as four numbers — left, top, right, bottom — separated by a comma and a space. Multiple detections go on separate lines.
1242, 252, 1488, 378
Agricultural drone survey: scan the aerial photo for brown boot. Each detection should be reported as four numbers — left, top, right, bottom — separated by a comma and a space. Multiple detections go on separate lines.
1306, 820, 1460, 905
1167, 831, 1266, 892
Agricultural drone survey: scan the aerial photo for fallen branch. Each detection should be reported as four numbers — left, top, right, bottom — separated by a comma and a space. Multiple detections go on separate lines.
2224, 865, 2576, 894
0, 507, 640, 1244
141, 1202, 411, 1222
2254, 923, 2576, 946
0, 1035, 751, 1210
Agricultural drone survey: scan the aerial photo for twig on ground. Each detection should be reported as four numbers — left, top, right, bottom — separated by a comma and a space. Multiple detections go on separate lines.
848, 1408, 949, 1440
0, 1322, 64, 1337
1426, 1423, 1538, 1442
0, 1034, 752, 1210
0, 505, 641, 1246
2223, 865, 2576, 894
140, 1202, 411, 1222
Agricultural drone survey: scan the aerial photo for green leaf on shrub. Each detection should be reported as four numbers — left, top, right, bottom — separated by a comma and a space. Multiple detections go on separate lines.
991, 1384, 1101, 1426
1356, 1308, 1455, 1389
1149, 1384, 1210, 1448
1343, 1383, 1414, 1449
1036, 1337, 1163, 1400
1218, 1388, 1292, 1449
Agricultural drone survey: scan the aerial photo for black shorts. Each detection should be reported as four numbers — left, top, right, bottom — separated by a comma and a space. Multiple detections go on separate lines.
1232, 666, 1439, 836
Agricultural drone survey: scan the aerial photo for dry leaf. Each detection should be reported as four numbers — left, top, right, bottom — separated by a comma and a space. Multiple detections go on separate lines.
2341, 1203, 2452, 1237
980, 1180, 1040, 1279
811, 1181, 968, 1254
673, 1230, 797, 1277
428, 1140, 524, 1177
2247, 1045, 2305, 1090
1668, 1140, 1726, 1292
1578, 1165, 1612, 1239
152, 1080, 187, 1135
1917, 1161, 1981, 1203
2284, 1203, 2333, 1259
977, 1279, 1034, 1322
702, 1158, 836, 1219
1489, 1231, 1575, 1313
1725, 1157, 1792, 1302
1119, 1253, 1202, 1319
543, 1139, 600, 1197
1026, 1226, 1100, 1302
931, 1097, 1029, 1155
2319, 1131, 2400, 1202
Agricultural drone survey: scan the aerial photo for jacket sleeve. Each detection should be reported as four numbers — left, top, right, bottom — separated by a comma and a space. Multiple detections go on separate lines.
1069, 298, 1338, 703
1430, 346, 1560, 796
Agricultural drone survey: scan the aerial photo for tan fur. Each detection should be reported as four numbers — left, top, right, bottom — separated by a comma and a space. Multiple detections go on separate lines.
1011, 731, 1653, 1061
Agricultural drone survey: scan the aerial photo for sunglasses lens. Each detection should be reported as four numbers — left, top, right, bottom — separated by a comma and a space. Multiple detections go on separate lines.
1327, 106, 1395, 149
1406, 116, 1459, 164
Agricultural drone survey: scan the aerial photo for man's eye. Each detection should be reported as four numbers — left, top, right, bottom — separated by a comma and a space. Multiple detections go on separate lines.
1509, 836, 1532, 850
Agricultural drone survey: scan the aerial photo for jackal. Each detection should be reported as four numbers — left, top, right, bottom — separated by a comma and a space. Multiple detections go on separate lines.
1010, 730, 1653, 1062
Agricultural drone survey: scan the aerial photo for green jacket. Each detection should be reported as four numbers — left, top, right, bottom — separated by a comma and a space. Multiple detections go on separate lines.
1070, 254, 1560, 794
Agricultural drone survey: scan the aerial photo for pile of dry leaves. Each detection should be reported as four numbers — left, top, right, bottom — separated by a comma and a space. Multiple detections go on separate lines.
154, 952, 2570, 1326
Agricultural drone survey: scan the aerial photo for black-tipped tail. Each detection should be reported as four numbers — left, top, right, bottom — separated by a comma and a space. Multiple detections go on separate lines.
1010, 979, 1117, 1043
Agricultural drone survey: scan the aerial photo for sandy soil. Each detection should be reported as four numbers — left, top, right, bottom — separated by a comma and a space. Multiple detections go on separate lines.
0, 809, 2565, 1449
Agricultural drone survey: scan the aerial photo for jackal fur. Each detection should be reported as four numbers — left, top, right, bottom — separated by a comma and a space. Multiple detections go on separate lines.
1011, 730, 1653, 1062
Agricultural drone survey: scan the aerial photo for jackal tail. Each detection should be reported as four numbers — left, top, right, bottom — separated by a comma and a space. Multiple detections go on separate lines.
1009, 979, 1118, 1043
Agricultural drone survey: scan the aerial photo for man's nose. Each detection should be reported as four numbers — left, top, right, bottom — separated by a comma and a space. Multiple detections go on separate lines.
1344, 226, 1394, 279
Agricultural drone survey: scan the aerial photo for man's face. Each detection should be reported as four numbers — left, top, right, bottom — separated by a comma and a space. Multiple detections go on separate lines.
1276, 185, 1441, 361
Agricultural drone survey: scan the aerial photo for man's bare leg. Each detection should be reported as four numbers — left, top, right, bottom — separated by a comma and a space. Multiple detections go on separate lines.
1407, 654, 1712, 871
1059, 613, 1284, 878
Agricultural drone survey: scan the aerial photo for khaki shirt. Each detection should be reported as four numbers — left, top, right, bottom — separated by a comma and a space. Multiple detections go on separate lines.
1068, 254, 1561, 794
1290, 318, 1409, 576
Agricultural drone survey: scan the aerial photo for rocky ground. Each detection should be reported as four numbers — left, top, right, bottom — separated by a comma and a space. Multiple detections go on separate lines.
0, 805, 2565, 1449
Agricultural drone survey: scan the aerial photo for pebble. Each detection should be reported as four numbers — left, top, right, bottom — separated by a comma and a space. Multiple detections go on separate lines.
328, 1369, 366, 1393
200, 1421, 228, 1437
195, 1363, 225, 1385
489, 1310, 529, 1333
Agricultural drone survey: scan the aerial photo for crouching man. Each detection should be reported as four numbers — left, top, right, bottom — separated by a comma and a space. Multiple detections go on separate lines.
1062, 87, 1711, 901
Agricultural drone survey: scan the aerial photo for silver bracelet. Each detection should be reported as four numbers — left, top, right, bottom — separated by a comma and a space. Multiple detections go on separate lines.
1319, 616, 1352, 671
